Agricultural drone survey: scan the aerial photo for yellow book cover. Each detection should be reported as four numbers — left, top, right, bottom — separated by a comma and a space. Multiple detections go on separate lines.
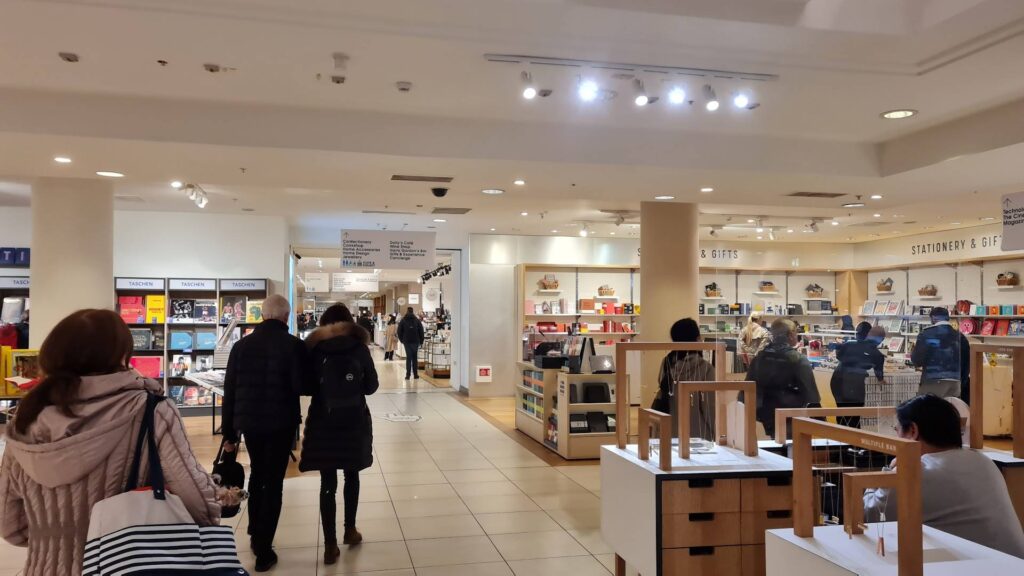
6, 348, 40, 397
246, 299, 264, 323
145, 294, 166, 324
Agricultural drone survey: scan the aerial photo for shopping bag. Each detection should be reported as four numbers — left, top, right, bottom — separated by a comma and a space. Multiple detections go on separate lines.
212, 440, 246, 519
83, 394, 248, 575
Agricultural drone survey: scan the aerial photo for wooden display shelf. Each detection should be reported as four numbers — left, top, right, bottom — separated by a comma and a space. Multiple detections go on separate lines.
517, 384, 544, 398
552, 372, 617, 460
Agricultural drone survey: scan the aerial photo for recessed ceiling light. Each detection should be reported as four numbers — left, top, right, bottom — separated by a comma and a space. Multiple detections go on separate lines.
490, 228, 496, 231
870, 194, 882, 199
747, 219, 755, 223
831, 220, 840, 226
513, 179, 525, 186
841, 202, 865, 208
981, 217, 996, 221
873, 213, 881, 218
520, 211, 528, 216
482, 188, 504, 195
787, 229, 794, 233
893, 214, 905, 218
654, 195, 675, 200
802, 229, 813, 233
756, 236, 763, 240
700, 187, 714, 193
755, 227, 764, 233
551, 229, 558, 233
951, 222, 961, 225
610, 231, 616, 235
96, 171, 124, 178
433, 218, 447, 223
53, 156, 72, 164
170, 180, 183, 189
881, 109, 917, 120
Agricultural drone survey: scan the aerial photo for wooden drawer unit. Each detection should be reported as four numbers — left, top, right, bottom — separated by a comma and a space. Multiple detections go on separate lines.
741, 544, 766, 576
662, 512, 741, 548
662, 478, 741, 514
663, 546, 741, 576
740, 477, 793, 512
739, 510, 793, 545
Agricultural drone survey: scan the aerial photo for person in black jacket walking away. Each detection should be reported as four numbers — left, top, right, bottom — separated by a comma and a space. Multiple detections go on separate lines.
745, 318, 821, 438
300, 303, 380, 566
912, 307, 971, 401
396, 307, 425, 380
222, 295, 307, 572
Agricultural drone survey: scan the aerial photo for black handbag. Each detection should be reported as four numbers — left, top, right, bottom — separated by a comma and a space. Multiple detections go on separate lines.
212, 441, 246, 518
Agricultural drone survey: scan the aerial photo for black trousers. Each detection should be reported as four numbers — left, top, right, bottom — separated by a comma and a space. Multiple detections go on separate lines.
404, 342, 419, 378
384, 350, 394, 361
244, 430, 294, 555
320, 469, 360, 542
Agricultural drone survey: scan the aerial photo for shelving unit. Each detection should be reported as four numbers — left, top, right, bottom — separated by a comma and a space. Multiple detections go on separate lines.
515, 361, 559, 448
552, 371, 617, 459
425, 339, 451, 378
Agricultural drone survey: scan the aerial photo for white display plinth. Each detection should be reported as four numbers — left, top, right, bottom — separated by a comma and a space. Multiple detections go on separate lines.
766, 523, 1024, 575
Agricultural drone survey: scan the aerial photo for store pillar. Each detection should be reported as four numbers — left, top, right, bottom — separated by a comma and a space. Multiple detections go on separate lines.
639, 201, 700, 407
30, 177, 114, 347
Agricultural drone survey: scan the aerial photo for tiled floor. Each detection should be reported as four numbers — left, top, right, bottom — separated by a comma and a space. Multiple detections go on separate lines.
0, 352, 614, 576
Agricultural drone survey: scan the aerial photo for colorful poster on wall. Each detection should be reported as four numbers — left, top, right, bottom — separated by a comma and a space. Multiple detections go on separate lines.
341, 230, 435, 270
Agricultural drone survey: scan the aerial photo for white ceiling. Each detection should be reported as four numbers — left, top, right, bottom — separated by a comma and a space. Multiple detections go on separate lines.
0, 0, 1023, 244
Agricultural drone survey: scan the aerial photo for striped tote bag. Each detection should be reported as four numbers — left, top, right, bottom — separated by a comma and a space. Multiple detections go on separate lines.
83, 394, 248, 575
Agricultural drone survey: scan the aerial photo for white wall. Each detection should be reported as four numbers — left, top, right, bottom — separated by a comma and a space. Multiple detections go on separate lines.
114, 211, 289, 292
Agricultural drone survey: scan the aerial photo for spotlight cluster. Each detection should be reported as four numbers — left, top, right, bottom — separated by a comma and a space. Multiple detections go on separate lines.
171, 181, 209, 208
421, 263, 453, 283
521, 72, 759, 112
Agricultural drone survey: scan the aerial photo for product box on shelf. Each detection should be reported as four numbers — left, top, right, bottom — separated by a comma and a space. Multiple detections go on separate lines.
193, 299, 217, 323
130, 356, 162, 379
194, 331, 217, 350
246, 299, 264, 323
118, 296, 146, 324
169, 331, 194, 350
130, 328, 153, 350
578, 298, 595, 313
169, 299, 195, 323
145, 295, 166, 324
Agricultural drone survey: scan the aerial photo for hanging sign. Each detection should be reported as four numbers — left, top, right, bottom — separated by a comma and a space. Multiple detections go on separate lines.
1002, 192, 1024, 251
331, 272, 379, 292
304, 272, 330, 293
0, 277, 29, 289
409, 293, 420, 305
341, 230, 435, 269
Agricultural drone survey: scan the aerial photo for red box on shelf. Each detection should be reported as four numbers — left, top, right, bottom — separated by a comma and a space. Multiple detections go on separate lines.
536, 322, 558, 333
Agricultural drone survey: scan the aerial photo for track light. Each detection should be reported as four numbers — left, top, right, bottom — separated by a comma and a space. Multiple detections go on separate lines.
768, 228, 776, 241
185, 184, 198, 201
703, 84, 719, 112
578, 78, 599, 102
521, 71, 537, 100
708, 225, 721, 238
196, 193, 208, 209
732, 92, 749, 109
170, 180, 183, 189
668, 86, 686, 105
808, 221, 819, 233
579, 224, 590, 238
633, 79, 655, 106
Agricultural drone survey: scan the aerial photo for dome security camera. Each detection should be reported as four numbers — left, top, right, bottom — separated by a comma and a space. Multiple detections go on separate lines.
431, 187, 448, 198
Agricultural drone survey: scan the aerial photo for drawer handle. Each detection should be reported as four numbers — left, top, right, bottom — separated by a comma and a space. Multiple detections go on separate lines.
688, 513, 715, 522
689, 479, 714, 489
767, 510, 792, 519
689, 547, 715, 556
767, 477, 792, 487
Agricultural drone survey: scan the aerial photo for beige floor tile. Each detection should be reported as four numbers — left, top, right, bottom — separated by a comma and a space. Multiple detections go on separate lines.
387, 483, 458, 501
351, 500, 400, 521
277, 504, 324, 526
489, 457, 551, 469
379, 460, 442, 473
530, 492, 602, 511
451, 480, 525, 498
474, 511, 565, 535
443, 469, 509, 483
568, 529, 614, 554
414, 561, 515, 576
434, 458, 498, 471
384, 470, 449, 486
461, 493, 541, 514
491, 530, 590, 561
545, 507, 602, 530
237, 522, 319, 550
393, 496, 471, 518
508, 555, 613, 576
326, 517, 406, 544
513, 477, 588, 496
499, 467, 568, 482
406, 535, 504, 567
321, 541, 415, 574
399, 514, 485, 540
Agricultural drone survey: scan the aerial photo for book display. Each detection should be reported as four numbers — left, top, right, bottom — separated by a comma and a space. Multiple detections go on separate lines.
698, 271, 841, 337
115, 277, 267, 413
0, 276, 29, 327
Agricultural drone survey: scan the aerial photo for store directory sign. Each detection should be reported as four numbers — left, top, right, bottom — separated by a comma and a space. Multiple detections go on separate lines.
332, 272, 379, 292
1002, 191, 1024, 251
304, 272, 330, 293
341, 230, 435, 270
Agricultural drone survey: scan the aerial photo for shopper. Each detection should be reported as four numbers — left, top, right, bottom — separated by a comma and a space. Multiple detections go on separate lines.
651, 318, 716, 438
300, 303, 379, 565
911, 308, 970, 400
222, 294, 307, 572
864, 395, 1024, 558
740, 311, 769, 368
357, 311, 374, 336
384, 314, 398, 361
745, 318, 821, 438
397, 306, 425, 380
0, 309, 220, 576
829, 322, 886, 428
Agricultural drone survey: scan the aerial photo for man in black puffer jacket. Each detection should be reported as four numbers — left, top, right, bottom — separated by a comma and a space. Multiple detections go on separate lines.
222, 294, 307, 572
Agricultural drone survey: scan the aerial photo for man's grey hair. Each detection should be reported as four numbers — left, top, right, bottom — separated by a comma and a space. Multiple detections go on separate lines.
769, 318, 797, 342
261, 294, 290, 322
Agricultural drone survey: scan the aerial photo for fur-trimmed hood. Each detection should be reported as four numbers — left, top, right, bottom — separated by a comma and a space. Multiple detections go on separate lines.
305, 321, 370, 350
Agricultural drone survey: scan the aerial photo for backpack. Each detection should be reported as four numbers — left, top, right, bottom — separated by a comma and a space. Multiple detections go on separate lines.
320, 352, 365, 412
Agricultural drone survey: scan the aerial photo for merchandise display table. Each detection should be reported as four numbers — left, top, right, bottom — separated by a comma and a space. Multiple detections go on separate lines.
601, 443, 793, 576
766, 522, 1024, 575
982, 450, 1024, 529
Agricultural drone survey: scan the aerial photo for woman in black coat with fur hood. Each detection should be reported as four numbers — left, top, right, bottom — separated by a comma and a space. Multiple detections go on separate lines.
300, 303, 379, 565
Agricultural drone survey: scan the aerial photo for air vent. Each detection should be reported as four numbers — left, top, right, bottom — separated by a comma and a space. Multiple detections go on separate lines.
787, 191, 846, 199
362, 210, 416, 215
114, 194, 145, 203
432, 207, 472, 215
391, 175, 453, 183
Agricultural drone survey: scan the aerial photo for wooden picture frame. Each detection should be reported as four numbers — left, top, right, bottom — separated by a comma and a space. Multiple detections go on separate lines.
791, 417, 923, 576
614, 341, 727, 449
676, 380, 758, 457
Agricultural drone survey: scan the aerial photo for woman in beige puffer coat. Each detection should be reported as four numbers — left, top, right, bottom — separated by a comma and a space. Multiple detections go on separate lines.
0, 309, 220, 576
